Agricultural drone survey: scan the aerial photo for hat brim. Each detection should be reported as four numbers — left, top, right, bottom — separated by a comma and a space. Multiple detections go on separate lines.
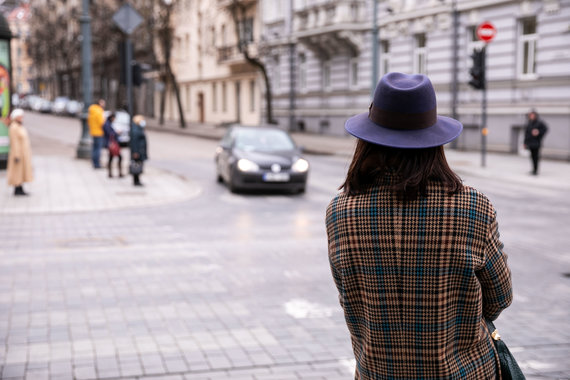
345, 113, 463, 149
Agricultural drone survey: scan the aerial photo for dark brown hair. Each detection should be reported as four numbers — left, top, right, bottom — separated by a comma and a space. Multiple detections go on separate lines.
340, 140, 463, 200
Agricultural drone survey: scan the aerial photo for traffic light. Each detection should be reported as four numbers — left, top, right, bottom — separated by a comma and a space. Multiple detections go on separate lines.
468, 48, 486, 90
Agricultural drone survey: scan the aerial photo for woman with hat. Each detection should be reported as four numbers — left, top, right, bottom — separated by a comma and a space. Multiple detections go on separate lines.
129, 115, 148, 186
7, 108, 33, 196
326, 73, 513, 379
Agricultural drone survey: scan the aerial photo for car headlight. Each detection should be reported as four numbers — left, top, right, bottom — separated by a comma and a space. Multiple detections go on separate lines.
292, 158, 309, 172
237, 158, 259, 172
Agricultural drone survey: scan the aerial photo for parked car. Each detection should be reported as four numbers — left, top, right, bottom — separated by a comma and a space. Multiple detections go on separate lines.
24, 95, 40, 111
215, 126, 309, 193
66, 100, 83, 117
52, 96, 70, 115
104, 110, 131, 147
32, 97, 52, 113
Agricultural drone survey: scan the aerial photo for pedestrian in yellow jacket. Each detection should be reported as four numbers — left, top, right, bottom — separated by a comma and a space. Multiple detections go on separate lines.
87, 99, 106, 168
7, 109, 33, 196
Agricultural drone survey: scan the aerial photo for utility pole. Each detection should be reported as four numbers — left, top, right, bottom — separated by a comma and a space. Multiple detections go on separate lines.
371, 0, 378, 96
76, 0, 93, 159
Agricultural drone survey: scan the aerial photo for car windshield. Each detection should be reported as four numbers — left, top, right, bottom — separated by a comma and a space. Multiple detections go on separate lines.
234, 129, 296, 152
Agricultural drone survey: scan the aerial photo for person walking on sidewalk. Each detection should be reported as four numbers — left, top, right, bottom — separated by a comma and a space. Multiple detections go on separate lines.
524, 110, 548, 175
103, 113, 123, 178
7, 109, 33, 196
326, 73, 513, 380
129, 115, 147, 187
87, 99, 106, 169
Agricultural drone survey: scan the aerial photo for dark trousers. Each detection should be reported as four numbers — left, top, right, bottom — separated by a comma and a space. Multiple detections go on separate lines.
91, 137, 103, 168
132, 159, 143, 185
107, 153, 123, 177
530, 147, 540, 174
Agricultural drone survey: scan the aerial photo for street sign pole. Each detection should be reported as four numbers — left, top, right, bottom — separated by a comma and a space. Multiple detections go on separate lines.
481, 46, 487, 167
112, 4, 143, 135
475, 21, 495, 168
125, 39, 133, 119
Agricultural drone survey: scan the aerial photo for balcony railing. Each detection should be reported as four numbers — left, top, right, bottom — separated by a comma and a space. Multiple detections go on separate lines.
217, 44, 243, 64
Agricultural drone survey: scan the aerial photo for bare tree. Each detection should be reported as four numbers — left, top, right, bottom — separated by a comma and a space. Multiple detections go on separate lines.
155, 0, 185, 128
227, 0, 275, 124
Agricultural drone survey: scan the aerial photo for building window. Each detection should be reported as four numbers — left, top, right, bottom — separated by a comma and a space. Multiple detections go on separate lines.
240, 18, 254, 43
212, 82, 217, 112
186, 85, 191, 112
519, 17, 537, 77
185, 34, 190, 58
221, 24, 227, 46
210, 26, 216, 46
349, 57, 358, 87
380, 40, 390, 76
250, 80, 255, 112
272, 55, 280, 93
413, 33, 427, 74
222, 82, 227, 112
322, 59, 331, 91
298, 53, 307, 92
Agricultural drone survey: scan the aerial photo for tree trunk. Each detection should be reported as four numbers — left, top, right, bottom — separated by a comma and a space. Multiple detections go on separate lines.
230, 1, 275, 125
167, 63, 186, 128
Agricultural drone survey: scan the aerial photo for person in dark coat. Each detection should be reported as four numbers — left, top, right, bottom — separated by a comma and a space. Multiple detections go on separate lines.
129, 115, 148, 186
103, 113, 123, 178
326, 73, 513, 379
523, 110, 548, 175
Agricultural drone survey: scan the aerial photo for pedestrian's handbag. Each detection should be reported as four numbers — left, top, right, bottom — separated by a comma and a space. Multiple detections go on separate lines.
109, 137, 120, 157
485, 319, 526, 380
129, 160, 143, 175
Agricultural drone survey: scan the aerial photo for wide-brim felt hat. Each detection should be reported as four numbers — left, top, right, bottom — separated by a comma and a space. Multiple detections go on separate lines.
345, 72, 462, 149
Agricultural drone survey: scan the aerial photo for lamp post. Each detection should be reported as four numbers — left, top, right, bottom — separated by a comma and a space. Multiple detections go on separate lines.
450, 0, 459, 148
76, 0, 93, 159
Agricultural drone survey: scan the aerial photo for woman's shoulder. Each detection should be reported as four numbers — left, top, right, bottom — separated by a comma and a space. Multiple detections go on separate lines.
452, 185, 496, 216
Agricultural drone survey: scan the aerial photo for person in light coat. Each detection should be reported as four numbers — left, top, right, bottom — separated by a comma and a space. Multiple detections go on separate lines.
7, 108, 33, 196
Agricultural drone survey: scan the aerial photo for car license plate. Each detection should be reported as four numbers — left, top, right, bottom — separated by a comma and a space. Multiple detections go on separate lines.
263, 172, 290, 182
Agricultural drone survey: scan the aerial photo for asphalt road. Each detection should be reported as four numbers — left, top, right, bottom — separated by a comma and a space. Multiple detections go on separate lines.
0, 112, 568, 380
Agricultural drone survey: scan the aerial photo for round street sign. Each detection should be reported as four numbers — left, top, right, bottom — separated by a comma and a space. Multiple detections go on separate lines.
477, 22, 497, 43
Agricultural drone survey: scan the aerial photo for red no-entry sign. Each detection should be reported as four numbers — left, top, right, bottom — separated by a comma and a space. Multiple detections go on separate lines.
477, 22, 496, 43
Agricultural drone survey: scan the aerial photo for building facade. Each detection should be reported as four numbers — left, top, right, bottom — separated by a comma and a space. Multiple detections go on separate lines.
261, 0, 570, 159
160, 0, 262, 126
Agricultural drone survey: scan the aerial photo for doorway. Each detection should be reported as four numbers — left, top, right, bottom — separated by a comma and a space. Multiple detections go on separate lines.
198, 92, 204, 123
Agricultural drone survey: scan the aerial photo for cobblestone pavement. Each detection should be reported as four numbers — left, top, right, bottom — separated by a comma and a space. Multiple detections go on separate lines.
0, 113, 568, 380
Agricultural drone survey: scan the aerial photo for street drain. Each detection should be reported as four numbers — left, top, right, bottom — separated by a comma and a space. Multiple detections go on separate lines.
115, 191, 147, 196
57, 237, 125, 249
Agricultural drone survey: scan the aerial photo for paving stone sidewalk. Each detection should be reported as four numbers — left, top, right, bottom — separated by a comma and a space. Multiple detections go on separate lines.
0, 155, 201, 215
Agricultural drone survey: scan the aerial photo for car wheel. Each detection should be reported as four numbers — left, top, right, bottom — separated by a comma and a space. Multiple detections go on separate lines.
217, 174, 223, 183
228, 174, 240, 193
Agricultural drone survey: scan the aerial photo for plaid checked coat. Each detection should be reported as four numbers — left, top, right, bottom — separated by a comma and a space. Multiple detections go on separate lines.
326, 180, 513, 379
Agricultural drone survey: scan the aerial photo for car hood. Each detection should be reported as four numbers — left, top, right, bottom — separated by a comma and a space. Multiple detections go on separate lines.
235, 149, 299, 166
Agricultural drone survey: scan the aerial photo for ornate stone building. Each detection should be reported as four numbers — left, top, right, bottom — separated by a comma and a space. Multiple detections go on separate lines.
261, 0, 570, 159
160, 0, 262, 126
